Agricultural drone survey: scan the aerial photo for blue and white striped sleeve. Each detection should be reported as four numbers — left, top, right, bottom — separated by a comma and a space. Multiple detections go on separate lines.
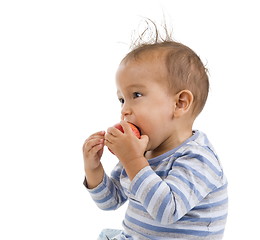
129, 148, 224, 225
85, 164, 128, 211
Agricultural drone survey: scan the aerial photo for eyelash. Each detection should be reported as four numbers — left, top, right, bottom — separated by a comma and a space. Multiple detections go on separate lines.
118, 92, 142, 104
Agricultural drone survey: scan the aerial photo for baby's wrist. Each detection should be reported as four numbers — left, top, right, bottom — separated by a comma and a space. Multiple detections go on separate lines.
85, 164, 104, 189
121, 156, 149, 180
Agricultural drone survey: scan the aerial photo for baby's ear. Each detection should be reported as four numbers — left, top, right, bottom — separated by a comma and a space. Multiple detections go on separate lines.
173, 90, 194, 118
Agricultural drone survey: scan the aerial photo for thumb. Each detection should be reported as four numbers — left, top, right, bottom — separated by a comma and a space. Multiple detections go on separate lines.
140, 134, 149, 145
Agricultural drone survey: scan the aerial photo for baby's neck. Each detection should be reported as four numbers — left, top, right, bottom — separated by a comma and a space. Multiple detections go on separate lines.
145, 128, 193, 160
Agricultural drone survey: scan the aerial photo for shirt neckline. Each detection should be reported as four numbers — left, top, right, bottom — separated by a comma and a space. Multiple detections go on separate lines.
147, 130, 200, 165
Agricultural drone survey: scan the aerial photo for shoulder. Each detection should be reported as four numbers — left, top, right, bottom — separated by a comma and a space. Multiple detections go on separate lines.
174, 130, 224, 178
178, 130, 218, 159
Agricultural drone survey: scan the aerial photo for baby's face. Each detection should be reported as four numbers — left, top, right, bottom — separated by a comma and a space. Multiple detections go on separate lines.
116, 56, 176, 153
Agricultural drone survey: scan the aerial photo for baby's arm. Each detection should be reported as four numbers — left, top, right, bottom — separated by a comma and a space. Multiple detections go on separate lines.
83, 131, 128, 210
129, 149, 225, 225
86, 163, 128, 210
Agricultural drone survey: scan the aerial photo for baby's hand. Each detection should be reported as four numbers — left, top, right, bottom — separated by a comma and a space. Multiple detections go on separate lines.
82, 131, 105, 172
105, 121, 149, 164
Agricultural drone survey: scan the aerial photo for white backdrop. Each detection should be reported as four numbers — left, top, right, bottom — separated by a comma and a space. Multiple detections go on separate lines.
1, 0, 259, 239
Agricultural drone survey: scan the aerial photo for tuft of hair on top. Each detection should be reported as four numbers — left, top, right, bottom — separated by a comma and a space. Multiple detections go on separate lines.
130, 18, 174, 50
122, 18, 209, 117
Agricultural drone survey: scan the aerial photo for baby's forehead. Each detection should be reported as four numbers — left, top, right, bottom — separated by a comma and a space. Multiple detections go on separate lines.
117, 54, 170, 90
119, 50, 167, 76
123, 47, 168, 64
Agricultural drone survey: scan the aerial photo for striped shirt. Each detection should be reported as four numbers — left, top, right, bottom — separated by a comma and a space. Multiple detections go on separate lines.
86, 130, 228, 239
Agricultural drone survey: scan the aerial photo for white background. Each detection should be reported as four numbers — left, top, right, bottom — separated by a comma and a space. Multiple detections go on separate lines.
0, 0, 259, 239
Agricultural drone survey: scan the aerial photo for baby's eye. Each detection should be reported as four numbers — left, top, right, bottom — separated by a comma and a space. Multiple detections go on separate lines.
133, 92, 142, 99
118, 98, 124, 104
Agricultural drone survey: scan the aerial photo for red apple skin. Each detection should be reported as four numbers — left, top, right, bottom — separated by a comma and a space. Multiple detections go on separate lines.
109, 122, 141, 154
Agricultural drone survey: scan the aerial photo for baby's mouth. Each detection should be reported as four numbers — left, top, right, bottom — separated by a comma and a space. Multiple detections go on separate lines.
131, 123, 142, 135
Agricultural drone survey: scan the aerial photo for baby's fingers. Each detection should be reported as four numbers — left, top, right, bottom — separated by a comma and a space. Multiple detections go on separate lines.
83, 131, 105, 148
83, 137, 104, 153
88, 131, 106, 140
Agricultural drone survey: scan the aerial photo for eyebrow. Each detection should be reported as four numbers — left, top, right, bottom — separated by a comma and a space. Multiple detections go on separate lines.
126, 83, 147, 89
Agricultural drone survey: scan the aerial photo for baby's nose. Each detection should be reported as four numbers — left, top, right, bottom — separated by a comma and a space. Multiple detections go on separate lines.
121, 104, 131, 118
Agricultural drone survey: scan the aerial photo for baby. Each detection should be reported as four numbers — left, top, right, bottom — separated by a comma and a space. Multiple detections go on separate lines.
83, 21, 228, 240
